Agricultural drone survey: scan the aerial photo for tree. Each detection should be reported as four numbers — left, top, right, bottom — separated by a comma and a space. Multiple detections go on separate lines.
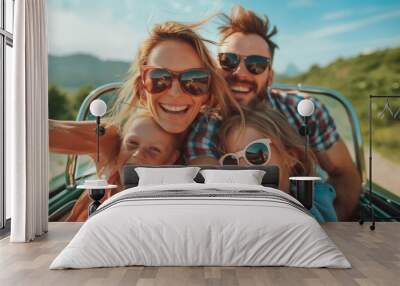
72, 85, 94, 118
48, 84, 73, 120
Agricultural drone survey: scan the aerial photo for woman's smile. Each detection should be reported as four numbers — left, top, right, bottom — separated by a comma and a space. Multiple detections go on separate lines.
159, 103, 191, 114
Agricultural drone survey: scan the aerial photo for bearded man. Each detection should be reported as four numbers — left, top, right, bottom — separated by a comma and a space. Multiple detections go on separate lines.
186, 5, 361, 221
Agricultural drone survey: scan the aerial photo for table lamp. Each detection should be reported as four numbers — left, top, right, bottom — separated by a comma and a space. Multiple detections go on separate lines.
289, 98, 321, 209
297, 98, 315, 163
77, 99, 117, 216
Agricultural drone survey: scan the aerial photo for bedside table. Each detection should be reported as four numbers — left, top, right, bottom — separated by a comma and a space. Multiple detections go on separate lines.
77, 179, 117, 216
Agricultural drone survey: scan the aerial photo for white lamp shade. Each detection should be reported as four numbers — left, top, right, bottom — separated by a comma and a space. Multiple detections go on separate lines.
90, 99, 107, 117
297, 99, 315, 117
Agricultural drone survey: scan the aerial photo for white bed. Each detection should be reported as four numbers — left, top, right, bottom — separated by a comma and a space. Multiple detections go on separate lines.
50, 183, 350, 269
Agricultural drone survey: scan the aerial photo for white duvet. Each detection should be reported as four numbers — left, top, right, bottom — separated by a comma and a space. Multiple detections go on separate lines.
50, 183, 350, 269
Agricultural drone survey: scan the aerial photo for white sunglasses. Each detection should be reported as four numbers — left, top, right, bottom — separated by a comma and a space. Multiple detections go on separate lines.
219, 138, 272, 166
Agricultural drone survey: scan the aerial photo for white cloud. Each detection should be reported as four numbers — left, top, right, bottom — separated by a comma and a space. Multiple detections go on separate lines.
170, 1, 193, 13
308, 9, 400, 39
273, 33, 345, 73
274, 32, 400, 74
360, 35, 400, 54
47, 7, 147, 61
47, 0, 223, 61
323, 10, 353, 21
288, 0, 314, 8
158, 0, 222, 19
274, 7, 400, 73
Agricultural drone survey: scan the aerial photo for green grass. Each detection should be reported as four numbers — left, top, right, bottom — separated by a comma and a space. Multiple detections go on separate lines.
281, 47, 400, 165
370, 122, 400, 164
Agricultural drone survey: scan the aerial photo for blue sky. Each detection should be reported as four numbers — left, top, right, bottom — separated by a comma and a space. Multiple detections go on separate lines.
47, 0, 400, 74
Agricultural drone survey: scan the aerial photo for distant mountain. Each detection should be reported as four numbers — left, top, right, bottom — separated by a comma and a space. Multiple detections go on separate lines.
48, 53, 130, 91
283, 63, 300, 77
275, 63, 300, 81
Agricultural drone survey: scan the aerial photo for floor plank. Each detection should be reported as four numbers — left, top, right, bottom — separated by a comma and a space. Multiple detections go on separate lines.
0, 222, 399, 286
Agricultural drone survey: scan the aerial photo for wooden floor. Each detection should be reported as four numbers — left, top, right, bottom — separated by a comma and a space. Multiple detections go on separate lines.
0, 222, 399, 286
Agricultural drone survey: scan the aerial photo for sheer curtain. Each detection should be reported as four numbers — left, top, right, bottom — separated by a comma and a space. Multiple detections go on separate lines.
6, 0, 49, 242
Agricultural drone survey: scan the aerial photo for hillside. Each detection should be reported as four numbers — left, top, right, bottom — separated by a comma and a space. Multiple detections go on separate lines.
281, 47, 400, 110
281, 47, 400, 163
48, 54, 130, 91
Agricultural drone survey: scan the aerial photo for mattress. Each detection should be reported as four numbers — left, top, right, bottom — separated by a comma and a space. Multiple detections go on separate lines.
50, 183, 351, 269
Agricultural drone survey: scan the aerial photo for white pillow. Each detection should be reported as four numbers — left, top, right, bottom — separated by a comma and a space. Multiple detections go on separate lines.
135, 167, 200, 186
200, 169, 266, 185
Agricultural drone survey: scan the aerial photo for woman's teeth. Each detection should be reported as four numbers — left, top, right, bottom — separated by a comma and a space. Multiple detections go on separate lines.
160, 103, 189, 113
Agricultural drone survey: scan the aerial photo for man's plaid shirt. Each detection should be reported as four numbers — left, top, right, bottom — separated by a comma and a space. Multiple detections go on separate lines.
184, 90, 340, 162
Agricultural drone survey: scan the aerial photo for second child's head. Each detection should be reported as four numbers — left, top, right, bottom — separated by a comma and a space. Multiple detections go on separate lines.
218, 107, 315, 192
117, 111, 181, 167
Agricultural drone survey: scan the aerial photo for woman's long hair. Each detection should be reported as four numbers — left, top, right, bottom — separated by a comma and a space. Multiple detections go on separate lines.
218, 106, 316, 177
106, 19, 243, 132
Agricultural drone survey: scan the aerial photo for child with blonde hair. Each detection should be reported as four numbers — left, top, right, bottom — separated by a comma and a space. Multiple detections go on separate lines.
218, 106, 337, 222
66, 111, 181, 222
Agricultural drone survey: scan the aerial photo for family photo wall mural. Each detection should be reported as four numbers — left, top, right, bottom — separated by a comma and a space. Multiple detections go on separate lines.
47, 0, 400, 222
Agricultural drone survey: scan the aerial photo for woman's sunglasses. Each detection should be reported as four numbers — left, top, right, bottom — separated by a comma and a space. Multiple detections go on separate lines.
141, 66, 211, 96
219, 139, 272, 166
218, 53, 271, 75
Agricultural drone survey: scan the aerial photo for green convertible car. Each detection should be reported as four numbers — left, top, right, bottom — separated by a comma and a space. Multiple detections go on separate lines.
48, 83, 400, 222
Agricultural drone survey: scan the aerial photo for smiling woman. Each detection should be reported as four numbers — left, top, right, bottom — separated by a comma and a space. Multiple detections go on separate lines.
107, 20, 241, 135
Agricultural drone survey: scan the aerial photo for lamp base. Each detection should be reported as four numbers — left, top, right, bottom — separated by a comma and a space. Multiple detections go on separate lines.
289, 177, 321, 210
88, 188, 105, 216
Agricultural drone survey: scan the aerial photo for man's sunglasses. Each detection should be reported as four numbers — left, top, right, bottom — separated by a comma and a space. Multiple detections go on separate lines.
218, 53, 271, 75
141, 66, 211, 96
219, 139, 272, 166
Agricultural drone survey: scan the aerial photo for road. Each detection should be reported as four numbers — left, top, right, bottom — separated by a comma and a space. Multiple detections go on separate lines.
365, 152, 400, 196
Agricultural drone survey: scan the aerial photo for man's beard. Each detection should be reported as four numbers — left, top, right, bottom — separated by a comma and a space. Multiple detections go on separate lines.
226, 74, 267, 105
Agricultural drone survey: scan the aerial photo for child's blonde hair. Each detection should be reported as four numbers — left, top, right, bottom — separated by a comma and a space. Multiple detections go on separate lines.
218, 106, 316, 176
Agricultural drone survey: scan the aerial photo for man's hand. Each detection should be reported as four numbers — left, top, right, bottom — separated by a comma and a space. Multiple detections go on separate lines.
316, 139, 362, 221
